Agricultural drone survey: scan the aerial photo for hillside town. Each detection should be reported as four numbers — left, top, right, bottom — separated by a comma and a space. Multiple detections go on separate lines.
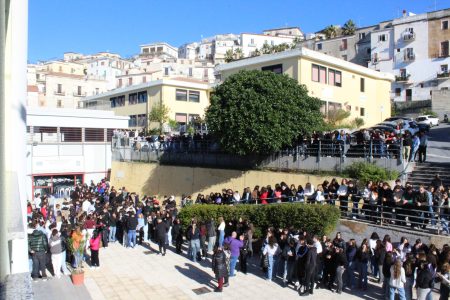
1, 2, 450, 300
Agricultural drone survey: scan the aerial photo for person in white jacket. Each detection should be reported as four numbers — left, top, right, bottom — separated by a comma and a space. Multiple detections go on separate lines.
389, 258, 406, 300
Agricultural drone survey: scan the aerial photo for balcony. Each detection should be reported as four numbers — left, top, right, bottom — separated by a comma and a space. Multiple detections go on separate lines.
431, 52, 450, 59
395, 74, 411, 82
437, 71, 450, 80
339, 45, 347, 51
53, 91, 65, 96
402, 32, 415, 42
73, 92, 87, 97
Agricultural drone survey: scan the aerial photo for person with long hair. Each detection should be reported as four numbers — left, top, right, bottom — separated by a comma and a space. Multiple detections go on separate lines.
212, 246, 228, 293
437, 262, 450, 300
403, 254, 416, 300
217, 217, 225, 247
389, 258, 406, 300
263, 236, 280, 281
89, 228, 102, 269
357, 241, 370, 290
416, 260, 433, 300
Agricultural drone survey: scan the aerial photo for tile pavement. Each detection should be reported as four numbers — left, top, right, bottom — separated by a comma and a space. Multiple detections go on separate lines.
33, 241, 439, 299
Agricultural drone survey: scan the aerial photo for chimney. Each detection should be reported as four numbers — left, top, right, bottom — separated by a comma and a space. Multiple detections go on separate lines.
403, 10, 407, 17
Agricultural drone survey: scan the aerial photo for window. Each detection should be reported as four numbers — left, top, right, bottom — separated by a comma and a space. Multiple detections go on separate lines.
143, 48, 149, 53
189, 90, 200, 102
441, 64, 449, 72
57, 84, 62, 94
175, 113, 187, 124
57, 100, 63, 108
400, 68, 407, 77
128, 77, 133, 85
317, 43, 322, 50
250, 38, 255, 45
342, 55, 348, 61
138, 91, 147, 103
441, 41, 449, 57
261, 64, 283, 74
107, 129, 114, 142
359, 32, 366, 40
188, 114, 200, 124
312, 64, 327, 83
129, 93, 138, 105
405, 48, 414, 60
360, 107, 365, 117
164, 67, 169, 76
189, 68, 193, 77
142, 76, 146, 83
176, 89, 188, 101
137, 114, 147, 127
420, 83, 424, 88
60, 127, 82, 142
271, 40, 274, 46
442, 20, 449, 30
341, 39, 347, 50
360, 78, 365, 92
85, 128, 104, 142
95, 88, 99, 95
77, 86, 82, 96
378, 34, 387, 42
118, 79, 122, 87
395, 88, 401, 96
328, 69, 342, 87
128, 115, 137, 127
157, 46, 163, 52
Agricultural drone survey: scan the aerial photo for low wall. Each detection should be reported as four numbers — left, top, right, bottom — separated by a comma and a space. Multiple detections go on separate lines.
110, 161, 342, 199
333, 219, 450, 248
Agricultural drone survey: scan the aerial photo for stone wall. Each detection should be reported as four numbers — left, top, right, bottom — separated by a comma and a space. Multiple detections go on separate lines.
432, 90, 450, 120
333, 219, 450, 248
110, 161, 342, 199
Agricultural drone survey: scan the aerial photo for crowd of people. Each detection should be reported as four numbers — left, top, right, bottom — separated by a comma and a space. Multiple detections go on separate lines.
112, 127, 428, 160
26, 177, 449, 299
184, 175, 449, 234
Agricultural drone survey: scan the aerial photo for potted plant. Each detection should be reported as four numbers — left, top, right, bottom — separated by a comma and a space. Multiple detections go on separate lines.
67, 230, 86, 285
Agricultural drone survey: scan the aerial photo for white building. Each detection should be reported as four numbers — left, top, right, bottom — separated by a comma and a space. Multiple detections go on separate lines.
140, 42, 178, 59
178, 42, 199, 60
369, 9, 450, 102
26, 108, 128, 199
240, 33, 296, 57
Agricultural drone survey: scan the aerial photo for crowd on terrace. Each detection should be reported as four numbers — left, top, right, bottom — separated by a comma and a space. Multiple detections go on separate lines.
27, 176, 449, 299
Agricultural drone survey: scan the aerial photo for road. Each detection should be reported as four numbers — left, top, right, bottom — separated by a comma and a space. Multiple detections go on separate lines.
426, 122, 450, 163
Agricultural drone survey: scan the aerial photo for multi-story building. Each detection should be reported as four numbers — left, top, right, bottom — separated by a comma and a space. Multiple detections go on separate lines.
369, 9, 450, 102
26, 108, 128, 198
79, 78, 211, 131
178, 42, 199, 60
31, 60, 109, 108
212, 34, 241, 65
306, 26, 376, 67
140, 42, 178, 59
240, 32, 297, 57
263, 27, 304, 39
216, 48, 394, 127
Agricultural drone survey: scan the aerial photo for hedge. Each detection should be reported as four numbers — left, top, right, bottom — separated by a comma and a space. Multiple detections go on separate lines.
178, 203, 341, 238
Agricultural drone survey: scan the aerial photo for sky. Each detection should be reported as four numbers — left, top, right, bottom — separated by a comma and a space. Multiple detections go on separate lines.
28, 0, 449, 62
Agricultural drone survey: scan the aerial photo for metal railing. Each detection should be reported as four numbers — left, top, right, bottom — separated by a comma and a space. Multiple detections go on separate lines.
183, 195, 450, 236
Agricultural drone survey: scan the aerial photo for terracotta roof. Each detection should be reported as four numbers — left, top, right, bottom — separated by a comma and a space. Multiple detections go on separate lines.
27, 85, 39, 92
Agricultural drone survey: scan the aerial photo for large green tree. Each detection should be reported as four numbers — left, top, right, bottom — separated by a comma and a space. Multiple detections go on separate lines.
205, 70, 324, 155
148, 103, 170, 134
342, 19, 357, 36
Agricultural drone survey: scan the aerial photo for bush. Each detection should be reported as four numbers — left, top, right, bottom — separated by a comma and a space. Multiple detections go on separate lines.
178, 203, 340, 238
420, 109, 438, 118
345, 162, 399, 184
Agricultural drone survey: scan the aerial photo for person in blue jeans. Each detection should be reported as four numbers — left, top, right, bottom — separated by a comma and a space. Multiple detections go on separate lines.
263, 236, 280, 281
109, 213, 117, 242
346, 239, 357, 289
218, 217, 225, 247
224, 232, 244, 277
126, 212, 138, 248
187, 221, 201, 262
388, 259, 406, 300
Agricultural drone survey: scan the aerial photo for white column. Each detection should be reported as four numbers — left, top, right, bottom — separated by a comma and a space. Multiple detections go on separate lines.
3, 0, 29, 275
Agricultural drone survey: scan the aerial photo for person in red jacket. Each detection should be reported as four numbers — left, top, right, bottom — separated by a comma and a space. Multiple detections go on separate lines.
90, 229, 102, 269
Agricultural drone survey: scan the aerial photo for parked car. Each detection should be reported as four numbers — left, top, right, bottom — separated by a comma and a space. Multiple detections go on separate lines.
368, 125, 396, 133
416, 115, 439, 127
384, 116, 413, 122
417, 123, 430, 132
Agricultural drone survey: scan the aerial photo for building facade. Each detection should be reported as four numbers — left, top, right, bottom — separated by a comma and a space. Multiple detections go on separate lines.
26, 108, 128, 199
140, 42, 179, 59
216, 48, 393, 127
80, 78, 211, 131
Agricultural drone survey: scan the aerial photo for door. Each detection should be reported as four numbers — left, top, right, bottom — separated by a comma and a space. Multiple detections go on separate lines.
406, 89, 412, 101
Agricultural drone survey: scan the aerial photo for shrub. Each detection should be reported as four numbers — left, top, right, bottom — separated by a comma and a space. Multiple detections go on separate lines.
178, 203, 340, 238
345, 162, 399, 184
420, 109, 438, 118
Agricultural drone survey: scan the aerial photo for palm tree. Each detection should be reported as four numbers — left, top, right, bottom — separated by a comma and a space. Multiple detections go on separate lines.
261, 42, 272, 54
234, 48, 243, 59
291, 37, 302, 49
224, 49, 234, 63
342, 19, 357, 36
323, 25, 338, 39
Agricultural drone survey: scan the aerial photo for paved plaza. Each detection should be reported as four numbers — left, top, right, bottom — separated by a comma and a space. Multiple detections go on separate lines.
33, 240, 391, 300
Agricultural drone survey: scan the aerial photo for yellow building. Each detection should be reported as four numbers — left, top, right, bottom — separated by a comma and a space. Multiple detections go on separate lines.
80, 77, 211, 130
216, 48, 394, 127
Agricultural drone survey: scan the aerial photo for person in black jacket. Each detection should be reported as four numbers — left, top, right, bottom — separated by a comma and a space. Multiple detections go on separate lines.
301, 239, 317, 296
321, 240, 335, 290
334, 246, 347, 294
416, 261, 433, 300
212, 246, 228, 292
348, 181, 359, 219
171, 218, 183, 254
126, 212, 138, 248
281, 238, 296, 287
155, 218, 168, 256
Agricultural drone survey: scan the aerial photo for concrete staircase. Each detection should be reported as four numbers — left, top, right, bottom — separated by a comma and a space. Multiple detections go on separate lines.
407, 162, 450, 188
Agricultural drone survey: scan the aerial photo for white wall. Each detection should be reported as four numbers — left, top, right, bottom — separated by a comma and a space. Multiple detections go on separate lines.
240, 33, 295, 57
